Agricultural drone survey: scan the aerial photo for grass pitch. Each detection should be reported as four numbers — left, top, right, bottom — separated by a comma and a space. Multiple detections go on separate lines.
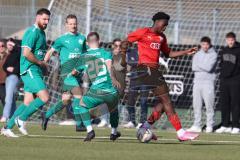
0, 123, 240, 160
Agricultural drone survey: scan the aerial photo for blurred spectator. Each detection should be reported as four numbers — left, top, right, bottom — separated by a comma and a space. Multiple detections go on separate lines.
123, 48, 149, 129
111, 38, 127, 96
0, 39, 7, 119
188, 37, 217, 133
1, 38, 20, 122
97, 38, 127, 127
216, 32, 240, 134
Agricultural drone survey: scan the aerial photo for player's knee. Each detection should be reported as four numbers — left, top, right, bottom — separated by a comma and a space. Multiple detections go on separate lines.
165, 109, 176, 118
40, 93, 50, 103
62, 93, 71, 101
40, 96, 49, 103
159, 95, 171, 105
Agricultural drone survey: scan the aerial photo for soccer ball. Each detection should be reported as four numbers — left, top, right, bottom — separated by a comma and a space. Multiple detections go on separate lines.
136, 127, 153, 143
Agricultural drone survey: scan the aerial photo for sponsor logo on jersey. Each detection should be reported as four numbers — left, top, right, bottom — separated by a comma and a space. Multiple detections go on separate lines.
69, 53, 81, 58
147, 36, 152, 40
79, 39, 83, 44
37, 50, 44, 56
150, 42, 161, 49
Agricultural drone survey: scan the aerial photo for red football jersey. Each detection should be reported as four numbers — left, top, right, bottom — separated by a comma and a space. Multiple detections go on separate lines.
127, 27, 171, 68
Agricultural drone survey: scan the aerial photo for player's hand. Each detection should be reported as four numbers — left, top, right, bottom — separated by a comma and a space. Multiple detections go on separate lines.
39, 61, 48, 75
39, 61, 48, 68
6, 67, 14, 72
71, 69, 79, 76
186, 47, 198, 55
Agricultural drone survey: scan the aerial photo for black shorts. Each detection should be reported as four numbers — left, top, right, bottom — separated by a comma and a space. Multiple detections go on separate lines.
130, 65, 169, 96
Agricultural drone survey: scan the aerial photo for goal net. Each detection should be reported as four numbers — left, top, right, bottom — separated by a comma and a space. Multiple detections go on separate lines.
30, 0, 240, 129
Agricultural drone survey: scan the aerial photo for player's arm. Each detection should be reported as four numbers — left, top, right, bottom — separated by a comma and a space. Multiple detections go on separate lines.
23, 47, 46, 67
44, 48, 55, 62
160, 34, 197, 58
168, 47, 197, 58
44, 37, 61, 62
22, 30, 47, 67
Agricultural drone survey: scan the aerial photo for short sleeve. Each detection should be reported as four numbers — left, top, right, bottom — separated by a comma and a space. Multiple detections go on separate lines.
103, 50, 112, 61
127, 28, 148, 43
160, 34, 171, 57
22, 30, 38, 50
52, 37, 62, 53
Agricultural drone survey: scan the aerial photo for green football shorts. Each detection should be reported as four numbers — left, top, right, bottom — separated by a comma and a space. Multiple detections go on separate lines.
21, 69, 47, 93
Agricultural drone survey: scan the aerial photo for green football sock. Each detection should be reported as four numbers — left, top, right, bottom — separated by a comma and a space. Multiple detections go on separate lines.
19, 98, 45, 121
72, 98, 83, 127
78, 105, 91, 127
45, 100, 64, 119
6, 104, 27, 129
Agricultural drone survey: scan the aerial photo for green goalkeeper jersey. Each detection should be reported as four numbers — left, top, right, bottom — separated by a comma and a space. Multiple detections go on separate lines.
20, 24, 47, 74
52, 32, 87, 65
84, 48, 116, 92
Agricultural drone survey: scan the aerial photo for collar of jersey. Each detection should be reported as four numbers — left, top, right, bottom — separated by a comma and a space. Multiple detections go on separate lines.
33, 24, 40, 30
66, 32, 79, 36
87, 48, 99, 51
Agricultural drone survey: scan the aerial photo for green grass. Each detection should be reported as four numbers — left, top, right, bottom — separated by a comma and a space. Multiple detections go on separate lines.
0, 123, 240, 160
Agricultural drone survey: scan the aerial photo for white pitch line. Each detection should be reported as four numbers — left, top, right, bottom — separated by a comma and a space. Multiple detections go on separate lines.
27, 134, 240, 144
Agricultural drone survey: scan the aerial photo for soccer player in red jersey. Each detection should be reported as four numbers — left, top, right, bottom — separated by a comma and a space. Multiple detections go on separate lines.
121, 12, 199, 141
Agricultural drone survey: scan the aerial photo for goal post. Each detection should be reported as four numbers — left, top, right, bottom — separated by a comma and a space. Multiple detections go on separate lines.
28, 0, 240, 128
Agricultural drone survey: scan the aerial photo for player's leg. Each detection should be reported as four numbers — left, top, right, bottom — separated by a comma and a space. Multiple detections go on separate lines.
16, 71, 49, 135
101, 91, 121, 141
42, 76, 75, 130
44, 76, 74, 120
42, 92, 71, 130
141, 67, 198, 141
142, 77, 169, 126
19, 89, 49, 121
147, 103, 164, 125
78, 96, 97, 141
78, 87, 121, 141
16, 89, 49, 135
157, 89, 199, 141
71, 86, 86, 131
44, 93, 70, 119
1, 92, 34, 137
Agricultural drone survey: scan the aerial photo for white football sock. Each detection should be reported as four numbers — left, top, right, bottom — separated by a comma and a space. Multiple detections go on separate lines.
86, 125, 93, 133
111, 128, 117, 135
177, 128, 185, 137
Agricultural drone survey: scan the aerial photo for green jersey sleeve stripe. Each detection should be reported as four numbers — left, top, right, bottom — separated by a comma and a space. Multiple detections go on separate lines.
21, 45, 32, 49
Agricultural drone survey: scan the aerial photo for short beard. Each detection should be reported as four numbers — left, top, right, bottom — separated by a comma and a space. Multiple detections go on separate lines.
38, 22, 47, 30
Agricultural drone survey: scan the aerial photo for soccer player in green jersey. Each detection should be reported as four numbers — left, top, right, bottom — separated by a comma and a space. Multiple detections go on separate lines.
77, 32, 120, 141
1, 8, 51, 137
42, 14, 87, 131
